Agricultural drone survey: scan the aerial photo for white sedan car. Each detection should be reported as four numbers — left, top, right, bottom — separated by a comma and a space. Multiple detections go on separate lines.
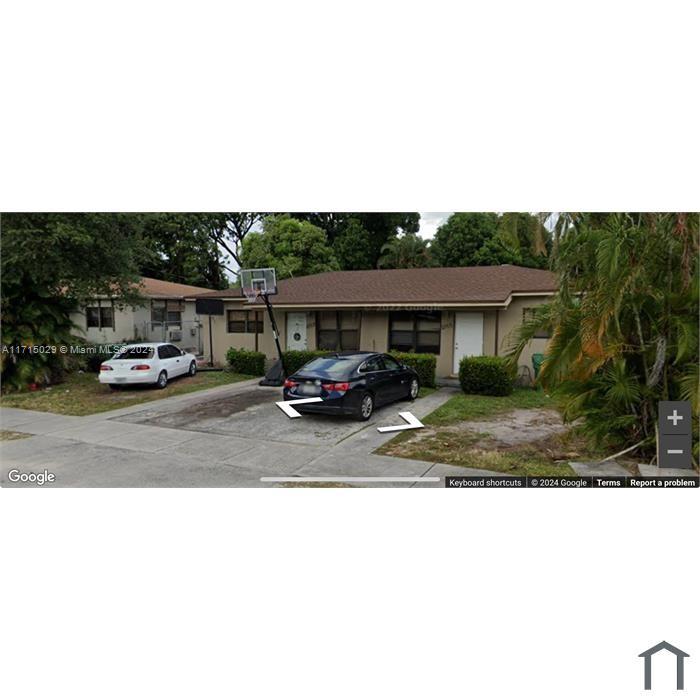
98, 342, 197, 390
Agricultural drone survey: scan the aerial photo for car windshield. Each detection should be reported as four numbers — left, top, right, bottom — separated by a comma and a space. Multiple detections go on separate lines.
113, 347, 154, 360
297, 357, 359, 379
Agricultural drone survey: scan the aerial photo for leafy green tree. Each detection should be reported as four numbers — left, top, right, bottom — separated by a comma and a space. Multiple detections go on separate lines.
2, 213, 147, 303
506, 213, 699, 457
378, 232, 432, 269
293, 213, 420, 268
357, 213, 420, 265
1, 213, 149, 389
431, 213, 499, 266
332, 218, 374, 270
139, 214, 228, 289
472, 236, 522, 266
241, 216, 340, 279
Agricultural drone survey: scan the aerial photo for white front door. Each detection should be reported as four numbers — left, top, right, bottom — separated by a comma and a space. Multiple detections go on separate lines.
453, 312, 484, 374
286, 312, 308, 350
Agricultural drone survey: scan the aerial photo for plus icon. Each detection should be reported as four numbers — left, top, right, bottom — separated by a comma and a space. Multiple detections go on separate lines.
667, 409, 684, 426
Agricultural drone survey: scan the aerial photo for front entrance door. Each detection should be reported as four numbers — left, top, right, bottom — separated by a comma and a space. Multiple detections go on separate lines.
286, 312, 308, 350
453, 312, 484, 374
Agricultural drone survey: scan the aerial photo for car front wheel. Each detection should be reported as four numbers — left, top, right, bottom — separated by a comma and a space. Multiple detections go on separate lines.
156, 370, 168, 389
356, 393, 374, 421
188, 361, 197, 376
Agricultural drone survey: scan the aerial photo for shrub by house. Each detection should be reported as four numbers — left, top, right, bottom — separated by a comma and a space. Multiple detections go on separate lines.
226, 348, 266, 375
391, 352, 437, 388
459, 355, 514, 396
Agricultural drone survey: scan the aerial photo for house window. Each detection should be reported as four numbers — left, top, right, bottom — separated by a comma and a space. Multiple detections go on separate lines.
85, 300, 114, 330
316, 311, 361, 351
166, 300, 183, 325
389, 311, 441, 354
152, 300, 183, 326
247, 311, 264, 333
86, 306, 100, 328
522, 308, 550, 338
99, 305, 113, 328
151, 301, 166, 325
227, 310, 263, 334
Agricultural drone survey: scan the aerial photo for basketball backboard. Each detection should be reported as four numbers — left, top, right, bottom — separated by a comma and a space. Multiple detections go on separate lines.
239, 268, 277, 302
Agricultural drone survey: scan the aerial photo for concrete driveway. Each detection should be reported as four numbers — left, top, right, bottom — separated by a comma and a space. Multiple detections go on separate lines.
1, 379, 482, 487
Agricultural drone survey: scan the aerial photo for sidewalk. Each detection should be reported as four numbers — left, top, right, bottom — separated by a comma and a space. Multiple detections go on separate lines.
1, 383, 500, 487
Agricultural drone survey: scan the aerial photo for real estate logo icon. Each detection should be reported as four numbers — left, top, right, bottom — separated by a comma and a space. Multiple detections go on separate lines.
638, 641, 690, 690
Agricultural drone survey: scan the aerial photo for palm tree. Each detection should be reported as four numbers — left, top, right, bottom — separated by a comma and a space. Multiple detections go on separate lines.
377, 232, 432, 269
496, 212, 550, 264
506, 213, 699, 457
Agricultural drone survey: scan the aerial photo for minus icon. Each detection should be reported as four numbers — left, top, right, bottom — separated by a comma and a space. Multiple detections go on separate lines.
667, 449, 684, 454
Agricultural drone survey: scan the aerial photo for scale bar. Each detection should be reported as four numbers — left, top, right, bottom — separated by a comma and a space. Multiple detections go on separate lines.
260, 476, 440, 483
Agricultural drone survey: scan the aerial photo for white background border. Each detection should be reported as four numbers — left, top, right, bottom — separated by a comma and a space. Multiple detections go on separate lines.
1, 2, 698, 699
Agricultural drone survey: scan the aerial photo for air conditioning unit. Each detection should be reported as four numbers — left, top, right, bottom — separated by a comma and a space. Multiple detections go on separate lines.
169, 330, 182, 342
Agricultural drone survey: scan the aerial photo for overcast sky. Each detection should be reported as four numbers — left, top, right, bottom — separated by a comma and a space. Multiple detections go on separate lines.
418, 212, 452, 239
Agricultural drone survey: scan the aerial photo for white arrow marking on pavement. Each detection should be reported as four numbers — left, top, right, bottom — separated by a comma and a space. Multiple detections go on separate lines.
276, 397, 323, 418
377, 411, 424, 433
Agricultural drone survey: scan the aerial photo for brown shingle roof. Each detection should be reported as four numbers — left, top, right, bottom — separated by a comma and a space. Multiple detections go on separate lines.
194, 265, 556, 305
138, 277, 219, 298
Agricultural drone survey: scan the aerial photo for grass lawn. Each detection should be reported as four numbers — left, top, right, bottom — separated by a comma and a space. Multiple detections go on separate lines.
0, 370, 255, 416
425, 388, 557, 425
377, 388, 585, 477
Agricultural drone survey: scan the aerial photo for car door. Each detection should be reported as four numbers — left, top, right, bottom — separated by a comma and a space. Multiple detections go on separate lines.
360, 355, 393, 405
157, 344, 178, 376
156, 344, 174, 376
381, 354, 408, 400
167, 344, 187, 376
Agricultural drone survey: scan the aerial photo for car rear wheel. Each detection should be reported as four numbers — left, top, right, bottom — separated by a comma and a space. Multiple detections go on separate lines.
356, 393, 374, 421
156, 371, 168, 389
407, 378, 419, 400
188, 361, 197, 376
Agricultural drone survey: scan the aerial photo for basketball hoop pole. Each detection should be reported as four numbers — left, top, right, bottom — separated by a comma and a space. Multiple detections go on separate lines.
261, 293, 287, 377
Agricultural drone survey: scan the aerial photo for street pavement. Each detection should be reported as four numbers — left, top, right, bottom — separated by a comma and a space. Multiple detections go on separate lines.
1, 380, 490, 487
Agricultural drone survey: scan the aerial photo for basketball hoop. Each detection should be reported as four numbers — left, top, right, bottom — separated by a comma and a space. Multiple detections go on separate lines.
238, 268, 286, 385
244, 289, 260, 304
240, 267, 277, 304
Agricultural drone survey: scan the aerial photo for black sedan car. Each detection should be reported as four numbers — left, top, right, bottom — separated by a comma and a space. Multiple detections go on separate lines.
282, 352, 420, 421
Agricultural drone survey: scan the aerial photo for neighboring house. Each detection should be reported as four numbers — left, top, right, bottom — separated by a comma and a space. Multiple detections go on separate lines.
194, 265, 557, 380
70, 277, 220, 354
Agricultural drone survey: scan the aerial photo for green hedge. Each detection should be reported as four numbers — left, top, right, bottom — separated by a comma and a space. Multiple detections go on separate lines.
282, 350, 328, 375
226, 347, 266, 375
458, 355, 514, 396
391, 352, 437, 388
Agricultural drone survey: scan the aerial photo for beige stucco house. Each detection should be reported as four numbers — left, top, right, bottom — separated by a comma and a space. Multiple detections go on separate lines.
194, 265, 556, 381
70, 277, 219, 354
